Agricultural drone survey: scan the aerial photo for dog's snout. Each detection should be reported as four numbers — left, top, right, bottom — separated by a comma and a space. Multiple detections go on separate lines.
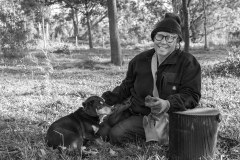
97, 106, 113, 115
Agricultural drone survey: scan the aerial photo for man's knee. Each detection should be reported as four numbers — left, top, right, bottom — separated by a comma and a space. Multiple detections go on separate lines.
108, 125, 126, 145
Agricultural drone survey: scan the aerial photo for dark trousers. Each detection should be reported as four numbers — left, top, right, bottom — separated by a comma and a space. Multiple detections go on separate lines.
97, 109, 146, 146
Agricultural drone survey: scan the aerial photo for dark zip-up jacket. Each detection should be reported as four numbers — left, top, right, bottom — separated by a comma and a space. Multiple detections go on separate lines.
102, 48, 201, 115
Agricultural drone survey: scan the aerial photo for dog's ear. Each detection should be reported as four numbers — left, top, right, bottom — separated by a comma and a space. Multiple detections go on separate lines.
84, 99, 98, 117
83, 100, 94, 109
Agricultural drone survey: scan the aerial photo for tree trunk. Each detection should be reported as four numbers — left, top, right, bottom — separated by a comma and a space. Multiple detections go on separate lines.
75, 9, 79, 47
86, 12, 93, 49
102, 30, 105, 48
46, 22, 49, 40
42, 16, 46, 49
203, 0, 208, 50
182, 0, 189, 53
38, 22, 42, 38
72, 8, 79, 47
107, 0, 122, 66
40, 3, 46, 49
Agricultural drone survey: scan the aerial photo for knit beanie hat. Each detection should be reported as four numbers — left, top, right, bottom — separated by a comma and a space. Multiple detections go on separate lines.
151, 13, 183, 42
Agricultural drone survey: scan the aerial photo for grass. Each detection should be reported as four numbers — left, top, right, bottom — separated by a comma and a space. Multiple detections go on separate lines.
0, 46, 240, 160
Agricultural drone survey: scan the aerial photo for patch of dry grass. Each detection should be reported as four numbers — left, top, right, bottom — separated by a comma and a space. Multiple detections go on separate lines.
0, 47, 239, 159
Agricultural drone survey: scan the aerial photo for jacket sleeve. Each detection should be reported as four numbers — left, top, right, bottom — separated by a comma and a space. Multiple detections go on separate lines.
166, 60, 201, 113
102, 59, 136, 106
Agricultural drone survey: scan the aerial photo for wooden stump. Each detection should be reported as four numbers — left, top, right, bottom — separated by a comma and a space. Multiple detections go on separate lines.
169, 108, 221, 160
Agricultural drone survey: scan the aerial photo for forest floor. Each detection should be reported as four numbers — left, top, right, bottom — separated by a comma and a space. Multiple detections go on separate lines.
0, 46, 240, 160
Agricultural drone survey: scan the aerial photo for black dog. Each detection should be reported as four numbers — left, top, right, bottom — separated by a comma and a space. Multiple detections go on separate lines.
45, 96, 113, 155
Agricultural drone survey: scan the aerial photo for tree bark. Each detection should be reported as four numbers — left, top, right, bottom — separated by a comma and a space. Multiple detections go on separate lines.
182, 0, 189, 53
71, 8, 79, 47
86, 11, 93, 49
42, 15, 46, 49
203, 0, 208, 50
38, 22, 42, 38
107, 0, 122, 66
40, 2, 46, 49
46, 22, 49, 40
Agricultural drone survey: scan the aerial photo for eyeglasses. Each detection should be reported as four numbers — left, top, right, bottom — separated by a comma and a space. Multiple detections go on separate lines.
155, 34, 177, 43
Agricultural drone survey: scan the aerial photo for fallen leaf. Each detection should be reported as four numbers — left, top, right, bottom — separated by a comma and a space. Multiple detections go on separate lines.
40, 149, 46, 156
109, 148, 117, 156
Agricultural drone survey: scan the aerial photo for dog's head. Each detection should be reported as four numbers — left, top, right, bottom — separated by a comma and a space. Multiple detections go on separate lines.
82, 96, 114, 118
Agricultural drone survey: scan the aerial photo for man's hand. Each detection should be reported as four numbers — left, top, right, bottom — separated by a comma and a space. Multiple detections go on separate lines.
113, 98, 131, 115
143, 114, 159, 142
145, 95, 170, 114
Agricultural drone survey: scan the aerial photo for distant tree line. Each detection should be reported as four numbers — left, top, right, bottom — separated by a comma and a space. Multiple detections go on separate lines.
0, 0, 240, 64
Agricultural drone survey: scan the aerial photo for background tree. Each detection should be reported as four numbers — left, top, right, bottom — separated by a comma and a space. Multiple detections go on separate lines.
0, 0, 29, 58
47, 0, 107, 49
52, 10, 72, 41
117, 0, 169, 46
203, 0, 207, 50
182, 0, 190, 52
21, 0, 52, 48
172, 0, 191, 52
107, 0, 122, 66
